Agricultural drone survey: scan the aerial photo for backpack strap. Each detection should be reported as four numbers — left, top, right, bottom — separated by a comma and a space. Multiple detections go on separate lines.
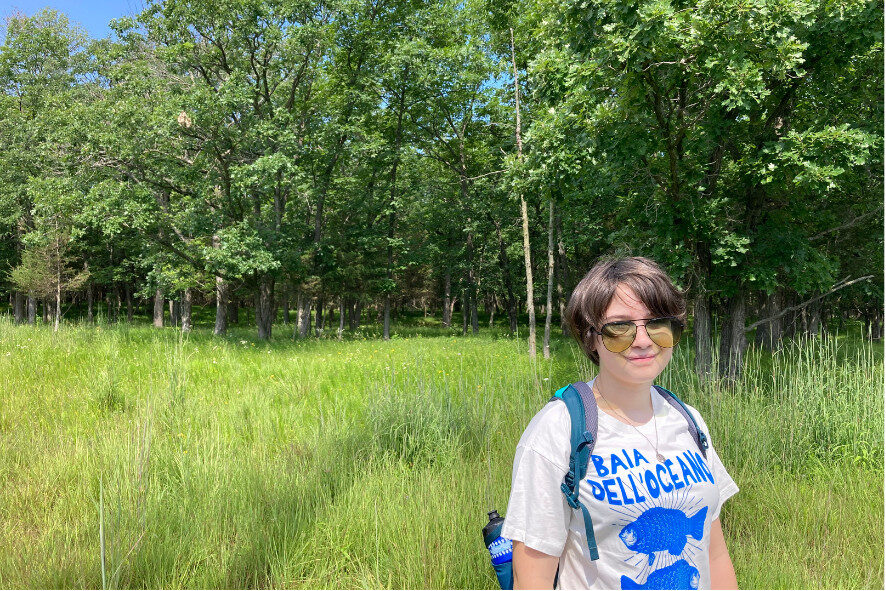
551, 382, 600, 561
653, 385, 709, 459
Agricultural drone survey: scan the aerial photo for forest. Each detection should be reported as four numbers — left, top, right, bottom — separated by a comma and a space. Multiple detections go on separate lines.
1, 0, 883, 380
1, 1, 884, 588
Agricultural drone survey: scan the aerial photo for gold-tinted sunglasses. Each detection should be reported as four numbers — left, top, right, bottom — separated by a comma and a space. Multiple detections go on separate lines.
590, 317, 684, 353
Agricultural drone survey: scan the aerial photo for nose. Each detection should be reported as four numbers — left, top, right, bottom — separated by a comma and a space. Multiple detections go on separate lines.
631, 323, 655, 349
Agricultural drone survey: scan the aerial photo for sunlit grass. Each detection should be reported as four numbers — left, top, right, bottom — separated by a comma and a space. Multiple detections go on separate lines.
0, 318, 881, 588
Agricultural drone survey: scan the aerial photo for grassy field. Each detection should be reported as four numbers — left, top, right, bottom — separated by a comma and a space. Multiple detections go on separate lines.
0, 316, 882, 589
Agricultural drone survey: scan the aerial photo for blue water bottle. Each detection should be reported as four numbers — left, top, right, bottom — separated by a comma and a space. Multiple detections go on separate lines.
483, 509, 513, 590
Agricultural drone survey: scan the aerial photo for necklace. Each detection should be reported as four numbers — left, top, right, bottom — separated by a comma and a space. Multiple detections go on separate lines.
594, 382, 665, 463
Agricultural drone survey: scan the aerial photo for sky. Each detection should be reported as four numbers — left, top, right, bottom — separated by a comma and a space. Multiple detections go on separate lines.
1, 0, 142, 40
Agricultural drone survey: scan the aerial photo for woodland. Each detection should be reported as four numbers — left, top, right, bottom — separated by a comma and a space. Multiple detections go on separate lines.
1, 0, 883, 380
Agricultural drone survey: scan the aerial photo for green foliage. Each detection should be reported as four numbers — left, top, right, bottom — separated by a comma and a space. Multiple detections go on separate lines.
0, 0, 880, 342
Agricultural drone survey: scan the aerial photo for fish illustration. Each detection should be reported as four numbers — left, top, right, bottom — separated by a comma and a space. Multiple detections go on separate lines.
618, 506, 707, 565
621, 559, 700, 590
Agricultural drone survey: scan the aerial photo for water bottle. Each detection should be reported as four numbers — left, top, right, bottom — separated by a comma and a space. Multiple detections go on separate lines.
483, 509, 513, 590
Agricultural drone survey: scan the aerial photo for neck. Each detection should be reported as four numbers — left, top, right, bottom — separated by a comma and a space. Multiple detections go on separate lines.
593, 370, 653, 417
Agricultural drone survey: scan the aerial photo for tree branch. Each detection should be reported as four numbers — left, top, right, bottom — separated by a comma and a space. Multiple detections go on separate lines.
812, 207, 883, 241
745, 276, 874, 331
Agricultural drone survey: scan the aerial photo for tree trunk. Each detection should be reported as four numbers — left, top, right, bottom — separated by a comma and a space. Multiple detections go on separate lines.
298, 294, 312, 338
105, 291, 114, 324
229, 298, 239, 325
555, 211, 571, 336
543, 197, 555, 359
384, 294, 391, 340
215, 276, 229, 336
283, 290, 291, 325
718, 292, 747, 381
692, 244, 714, 379
489, 294, 496, 329
872, 309, 883, 340
806, 299, 821, 336
464, 229, 479, 335
27, 295, 36, 325
181, 288, 193, 333
462, 289, 469, 336
338, 299, 345, 340
782, 292, 798, 339
42, 299, 50, 324
125, 283, 133, 323
54, 280, 62, 332
492, 220, 518, 336
294, 292, 304, 338
511, 28, 536, 358
315, 295, 324, 336
755, 290, 783, 350
348, 298, 357, 331
471, 289, 478, 334
354, 299, 362, 330
442, 271, 452, 327
693, 293, 713, 379
256, 275, 275, 340
14, 291, 25, 324
114, 285, 122, 324
169, 297, 181, 328
383, 74, 406, 341
820, 304, 830, 336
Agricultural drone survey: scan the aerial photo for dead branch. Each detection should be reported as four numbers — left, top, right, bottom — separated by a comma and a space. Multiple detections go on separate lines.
745, 275, 874, 331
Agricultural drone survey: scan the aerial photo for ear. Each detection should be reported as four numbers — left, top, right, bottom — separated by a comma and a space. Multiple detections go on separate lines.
587, 328, 598, 353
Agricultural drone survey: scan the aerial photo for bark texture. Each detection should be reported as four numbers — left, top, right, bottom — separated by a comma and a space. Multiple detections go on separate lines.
153, 290, 164, 327
215, 277, 229, 336
256, 276, 275, 340
442, 271, 452, 327
718, 292, 747, 381
543, 198, 555, 359
754, 291, 783, 350
511, 27, 535, 357
298, 294, 311, 338
13, 292, 24, 324
181, 288, 193, 332
693, 293, 713, 379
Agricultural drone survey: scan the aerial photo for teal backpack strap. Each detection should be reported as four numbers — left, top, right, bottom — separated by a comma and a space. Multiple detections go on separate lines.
551, 382, 600, 562
653, 385, 709, 458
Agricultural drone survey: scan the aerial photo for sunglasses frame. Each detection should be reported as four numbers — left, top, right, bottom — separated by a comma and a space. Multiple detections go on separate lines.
590, 316, 685, 353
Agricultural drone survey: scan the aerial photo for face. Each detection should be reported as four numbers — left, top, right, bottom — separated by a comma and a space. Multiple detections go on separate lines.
591, 284, 674, 386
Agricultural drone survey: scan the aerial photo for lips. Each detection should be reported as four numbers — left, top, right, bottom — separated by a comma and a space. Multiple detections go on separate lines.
627, 354, 656, 362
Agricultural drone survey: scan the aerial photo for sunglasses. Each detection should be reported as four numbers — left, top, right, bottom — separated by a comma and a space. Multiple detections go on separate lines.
590, 317, 684, 353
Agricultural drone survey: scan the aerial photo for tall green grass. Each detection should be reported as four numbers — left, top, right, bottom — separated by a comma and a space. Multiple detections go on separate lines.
0, 319, 881, 588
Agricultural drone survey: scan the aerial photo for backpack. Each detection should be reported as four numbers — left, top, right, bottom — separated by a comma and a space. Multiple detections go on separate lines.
484, 381, 709, 590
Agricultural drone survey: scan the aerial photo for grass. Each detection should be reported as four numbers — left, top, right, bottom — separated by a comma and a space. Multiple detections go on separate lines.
0, 317, 882, 589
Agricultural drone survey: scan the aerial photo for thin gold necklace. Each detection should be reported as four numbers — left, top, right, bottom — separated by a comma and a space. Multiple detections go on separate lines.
594, 381, 665, 463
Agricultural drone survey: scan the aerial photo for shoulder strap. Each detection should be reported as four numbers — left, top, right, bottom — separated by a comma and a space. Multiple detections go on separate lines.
653, 385, 709, 458
551, 382, 600, 561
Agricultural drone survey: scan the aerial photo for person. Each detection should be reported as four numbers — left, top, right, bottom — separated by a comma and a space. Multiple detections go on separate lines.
501, 257, 738, 590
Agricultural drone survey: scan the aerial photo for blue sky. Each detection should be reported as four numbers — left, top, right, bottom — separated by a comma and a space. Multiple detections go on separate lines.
2, 0, 141, 40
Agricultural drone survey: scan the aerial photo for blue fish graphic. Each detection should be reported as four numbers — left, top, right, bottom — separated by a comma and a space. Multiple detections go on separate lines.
621, 559, 700, 590
618, 506, 707, 565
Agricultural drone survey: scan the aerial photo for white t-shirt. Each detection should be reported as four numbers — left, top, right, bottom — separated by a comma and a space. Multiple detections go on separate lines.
501, 381, 738, 590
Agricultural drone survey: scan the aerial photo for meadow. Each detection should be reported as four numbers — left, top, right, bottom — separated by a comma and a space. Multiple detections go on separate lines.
0, 316, 882, 589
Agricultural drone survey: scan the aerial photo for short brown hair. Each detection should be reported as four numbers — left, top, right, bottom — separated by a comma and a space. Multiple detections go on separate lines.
567, 257, 686, 365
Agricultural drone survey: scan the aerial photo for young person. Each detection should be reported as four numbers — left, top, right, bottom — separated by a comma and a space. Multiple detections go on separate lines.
501, 257, 738, 590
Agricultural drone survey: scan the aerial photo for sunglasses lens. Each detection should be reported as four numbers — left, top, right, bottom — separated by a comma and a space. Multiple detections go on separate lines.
601, 322, 636, 353
646, 318, 682, 348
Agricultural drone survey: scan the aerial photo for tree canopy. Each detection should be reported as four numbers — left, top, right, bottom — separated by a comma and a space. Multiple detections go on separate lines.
1, 0, 881, 374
